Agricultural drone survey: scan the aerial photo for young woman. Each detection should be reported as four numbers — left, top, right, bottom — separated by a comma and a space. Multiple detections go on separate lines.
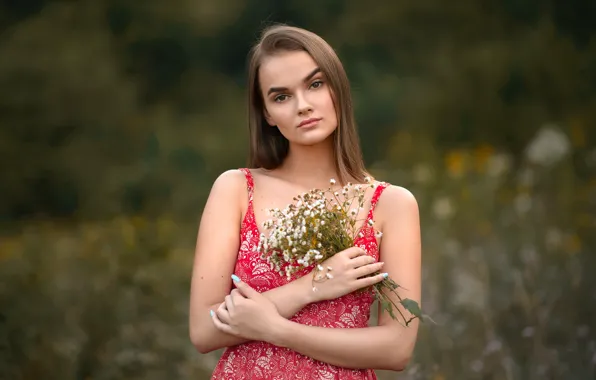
189, 24, 421, 379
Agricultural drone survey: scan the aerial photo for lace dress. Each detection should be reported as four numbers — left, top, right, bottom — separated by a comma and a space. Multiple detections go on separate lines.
211, 168, 389, 380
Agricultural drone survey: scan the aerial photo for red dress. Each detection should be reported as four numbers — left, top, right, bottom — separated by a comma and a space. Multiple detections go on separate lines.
211, 168, 389, 380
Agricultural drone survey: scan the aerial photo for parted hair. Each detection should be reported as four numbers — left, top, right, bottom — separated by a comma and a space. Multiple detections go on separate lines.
246, 24, 367, 185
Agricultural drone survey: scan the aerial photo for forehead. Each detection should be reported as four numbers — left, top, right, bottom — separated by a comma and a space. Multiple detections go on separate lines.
259, 50, 319, 89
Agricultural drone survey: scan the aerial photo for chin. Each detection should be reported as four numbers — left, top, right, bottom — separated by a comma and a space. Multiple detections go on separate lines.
295, 133, 334, 147
295, 125, 336, 144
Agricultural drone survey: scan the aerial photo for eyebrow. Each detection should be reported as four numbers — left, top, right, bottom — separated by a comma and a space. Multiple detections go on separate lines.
267, 67, 322, 96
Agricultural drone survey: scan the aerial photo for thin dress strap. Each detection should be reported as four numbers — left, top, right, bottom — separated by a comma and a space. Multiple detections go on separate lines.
366, 182, 389, 224
238, 168, 255, 205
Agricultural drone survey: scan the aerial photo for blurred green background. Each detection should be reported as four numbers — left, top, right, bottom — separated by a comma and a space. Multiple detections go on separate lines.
1, 0, 595, 379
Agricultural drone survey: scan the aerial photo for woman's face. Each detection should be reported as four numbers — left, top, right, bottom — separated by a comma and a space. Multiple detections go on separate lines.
259, 50, 338, 146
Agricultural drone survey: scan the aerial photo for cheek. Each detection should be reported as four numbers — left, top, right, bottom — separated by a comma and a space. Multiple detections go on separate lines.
267, 106, 292, 127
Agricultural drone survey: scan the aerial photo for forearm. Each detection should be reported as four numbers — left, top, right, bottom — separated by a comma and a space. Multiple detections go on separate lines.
192, 275, 313, 353
270, 321, 410, 371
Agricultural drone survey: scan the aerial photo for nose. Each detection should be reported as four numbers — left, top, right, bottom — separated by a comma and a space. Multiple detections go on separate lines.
296, 92, 313, 116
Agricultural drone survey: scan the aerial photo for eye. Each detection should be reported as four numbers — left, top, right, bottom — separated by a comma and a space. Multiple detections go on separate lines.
274, 94, 289, 103
310, 80, 324, 89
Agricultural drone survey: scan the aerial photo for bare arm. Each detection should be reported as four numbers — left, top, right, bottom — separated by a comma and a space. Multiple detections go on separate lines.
189, 170, 315, 354
268, 186, 422, 371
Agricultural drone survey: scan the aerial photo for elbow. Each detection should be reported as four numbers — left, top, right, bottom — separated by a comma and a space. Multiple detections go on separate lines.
192, 342, 213, 355
386, 332, 417, 371
191, 337, 216, 355
389, 354, 412, 372
190, 329, 216, 354
388, 341, 416, 372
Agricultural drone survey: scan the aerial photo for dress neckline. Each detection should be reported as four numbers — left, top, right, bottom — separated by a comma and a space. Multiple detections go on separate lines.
238, 168, 388, 253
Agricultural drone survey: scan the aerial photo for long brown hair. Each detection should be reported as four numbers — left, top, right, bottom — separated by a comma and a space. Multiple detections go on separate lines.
247, 24, 368, 185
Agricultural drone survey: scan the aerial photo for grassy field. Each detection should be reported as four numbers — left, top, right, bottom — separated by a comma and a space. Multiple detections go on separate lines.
2, 132, 593, 379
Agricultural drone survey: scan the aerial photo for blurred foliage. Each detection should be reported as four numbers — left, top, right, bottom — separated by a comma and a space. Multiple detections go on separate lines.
1, 0, 595, 379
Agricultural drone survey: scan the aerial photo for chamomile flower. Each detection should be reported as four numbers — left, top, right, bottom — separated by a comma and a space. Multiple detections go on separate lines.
254, 178, 422, 325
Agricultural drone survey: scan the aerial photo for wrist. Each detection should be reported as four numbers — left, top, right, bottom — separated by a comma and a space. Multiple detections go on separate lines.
296, 272, 318, 304
267, 317, 294, 348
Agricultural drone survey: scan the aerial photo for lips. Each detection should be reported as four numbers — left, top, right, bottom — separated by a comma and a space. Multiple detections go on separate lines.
297, 117, 322, 128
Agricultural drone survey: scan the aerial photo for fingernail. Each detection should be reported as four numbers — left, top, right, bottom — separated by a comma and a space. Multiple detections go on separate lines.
209, 310, 214, 317
382, 273, 389, 278
379, 262, 385, 266
231, 274, 240, 283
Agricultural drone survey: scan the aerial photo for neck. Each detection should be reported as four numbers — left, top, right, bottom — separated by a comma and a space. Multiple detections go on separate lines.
279, 140, 337, 186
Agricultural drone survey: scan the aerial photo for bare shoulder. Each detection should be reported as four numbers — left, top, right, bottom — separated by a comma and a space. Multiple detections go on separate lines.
210, 169, 249, 193
202, 169, 251, 217
376, 184, 420, 219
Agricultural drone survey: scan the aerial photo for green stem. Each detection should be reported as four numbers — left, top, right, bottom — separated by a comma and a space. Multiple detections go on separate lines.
373, 282, 419, 327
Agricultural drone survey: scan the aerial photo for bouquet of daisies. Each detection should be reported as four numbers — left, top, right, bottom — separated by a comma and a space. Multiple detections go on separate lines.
256, 177, 422, 327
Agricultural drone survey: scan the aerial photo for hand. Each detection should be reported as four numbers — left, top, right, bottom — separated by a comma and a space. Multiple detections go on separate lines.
210, 275, 284, 343
309, 247, 387, 303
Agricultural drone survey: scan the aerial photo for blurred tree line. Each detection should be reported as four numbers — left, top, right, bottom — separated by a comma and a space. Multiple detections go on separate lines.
1, 0, 594, 223
1, 1, 595, 379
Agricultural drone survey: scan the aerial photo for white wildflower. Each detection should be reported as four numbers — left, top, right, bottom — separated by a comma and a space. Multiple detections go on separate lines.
525, 124, 571, 167
412, 164, 432, 184
487, 153, 512, 178
433, 197, 455, 220
254, 178, 422, 325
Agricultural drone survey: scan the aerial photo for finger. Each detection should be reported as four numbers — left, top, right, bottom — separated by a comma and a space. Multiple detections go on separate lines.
210, 309, 236, 335
353, 261, 385, 279
231, 274, 260, 299
224, 294, 235, 313
356, 271, 388, 287
350, 254, 376, 269
343, 247, 367, 259
230, 288, 245, 300
216, 302, 232, 324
